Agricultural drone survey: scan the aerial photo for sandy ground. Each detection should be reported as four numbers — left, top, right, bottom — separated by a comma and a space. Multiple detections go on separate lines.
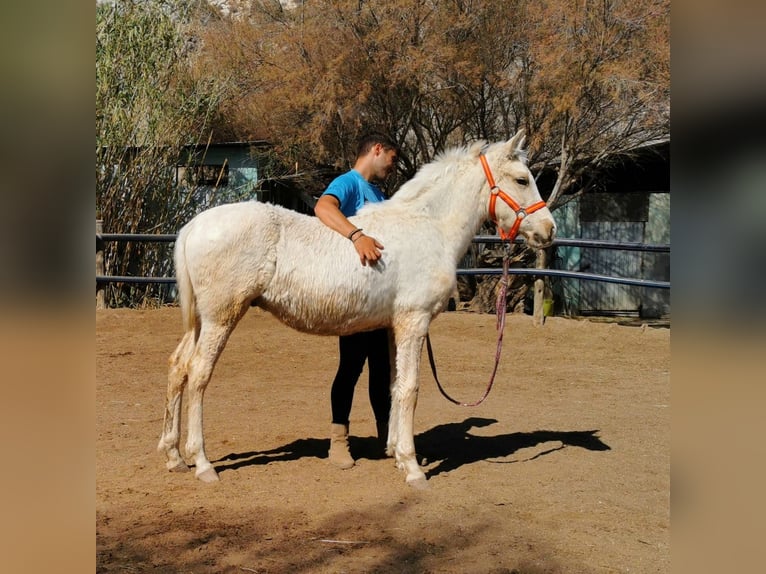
96, 307, 669, 573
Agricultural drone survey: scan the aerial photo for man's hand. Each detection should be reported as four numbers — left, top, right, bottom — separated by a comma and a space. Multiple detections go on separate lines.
352, 233, 384, 266
315, 195, 386, 267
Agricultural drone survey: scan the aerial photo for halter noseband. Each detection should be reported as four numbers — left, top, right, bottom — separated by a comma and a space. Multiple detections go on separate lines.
479, 153, 547, 241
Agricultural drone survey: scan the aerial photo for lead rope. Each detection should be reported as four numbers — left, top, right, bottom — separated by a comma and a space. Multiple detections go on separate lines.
426, 250, 510, 406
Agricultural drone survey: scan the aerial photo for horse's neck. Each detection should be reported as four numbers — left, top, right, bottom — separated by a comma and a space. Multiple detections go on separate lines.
408, 174, 489, 264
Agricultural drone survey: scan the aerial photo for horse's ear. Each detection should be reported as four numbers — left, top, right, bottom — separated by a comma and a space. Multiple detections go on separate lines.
508, 129, 526, 154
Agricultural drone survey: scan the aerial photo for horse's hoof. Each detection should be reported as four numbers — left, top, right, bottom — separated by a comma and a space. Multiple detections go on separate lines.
196, 468, 220, 483
406, 476, 430, 490
169, 461, 190, 473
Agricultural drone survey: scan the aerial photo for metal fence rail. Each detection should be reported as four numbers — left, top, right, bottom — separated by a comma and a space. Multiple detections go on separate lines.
96, 233, 671, 289
98, 233, 177, 243
456, 268, 669, 289
473, 235, 670, 253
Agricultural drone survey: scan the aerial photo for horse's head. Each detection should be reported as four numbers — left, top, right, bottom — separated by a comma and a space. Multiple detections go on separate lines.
481, 130, 556, 249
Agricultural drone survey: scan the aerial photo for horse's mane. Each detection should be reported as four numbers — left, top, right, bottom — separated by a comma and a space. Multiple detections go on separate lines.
360, 138, 527, 214
389, 141, 486, 204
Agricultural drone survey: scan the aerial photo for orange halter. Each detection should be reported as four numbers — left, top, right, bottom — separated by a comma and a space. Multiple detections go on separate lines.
479, 154, 547, 241
427, 154, 548, 407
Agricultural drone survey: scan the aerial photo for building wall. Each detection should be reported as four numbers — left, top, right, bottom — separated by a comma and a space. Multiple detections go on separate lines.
178, 143, 315, 214
552, 192, 670, 318
177, 143, 267, 207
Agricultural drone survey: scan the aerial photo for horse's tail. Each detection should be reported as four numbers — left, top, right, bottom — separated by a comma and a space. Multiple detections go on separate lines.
174, 226, 197, 334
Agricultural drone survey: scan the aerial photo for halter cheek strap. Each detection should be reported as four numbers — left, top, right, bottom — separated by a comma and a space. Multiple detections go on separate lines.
479, 154, 547, 241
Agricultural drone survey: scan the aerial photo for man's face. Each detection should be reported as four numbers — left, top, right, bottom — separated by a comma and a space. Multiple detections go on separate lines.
373, 145, 398, 181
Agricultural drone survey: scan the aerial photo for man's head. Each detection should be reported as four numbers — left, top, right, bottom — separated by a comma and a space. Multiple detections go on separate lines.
355, 132, 399, 182
356, 132, 398, 158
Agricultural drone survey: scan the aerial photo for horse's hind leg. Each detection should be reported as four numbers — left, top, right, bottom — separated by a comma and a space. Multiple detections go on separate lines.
185, 317, 241, 482
158, 330, 195, 472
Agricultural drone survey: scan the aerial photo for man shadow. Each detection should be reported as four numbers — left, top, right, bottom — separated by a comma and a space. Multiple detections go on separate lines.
211, 417, 610, 477
415, 417, 611, 478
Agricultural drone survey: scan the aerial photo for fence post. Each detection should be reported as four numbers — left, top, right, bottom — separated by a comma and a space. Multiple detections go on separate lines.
532, 249, 547, 326
96, 219, 106, 309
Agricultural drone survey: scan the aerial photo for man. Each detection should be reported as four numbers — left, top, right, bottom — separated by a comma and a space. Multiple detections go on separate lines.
314, 132, 399, 469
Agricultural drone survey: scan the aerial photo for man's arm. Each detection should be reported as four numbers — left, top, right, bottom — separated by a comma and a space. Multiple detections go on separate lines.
314, 194, 384, 266
314, 194, 360, 238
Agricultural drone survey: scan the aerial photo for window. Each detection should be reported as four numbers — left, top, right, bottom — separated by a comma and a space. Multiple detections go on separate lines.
177, 164, 229, 187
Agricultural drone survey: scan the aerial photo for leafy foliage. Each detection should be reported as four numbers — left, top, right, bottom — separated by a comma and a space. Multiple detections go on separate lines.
197, 0, 668, 198
96, 0, 226, 306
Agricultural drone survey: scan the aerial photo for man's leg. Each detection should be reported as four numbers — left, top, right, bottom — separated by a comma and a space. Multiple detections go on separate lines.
329, 333, 367, 468
366, 328, 392, 453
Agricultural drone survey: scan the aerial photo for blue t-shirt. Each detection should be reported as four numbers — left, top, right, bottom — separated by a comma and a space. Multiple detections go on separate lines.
321, 169, 385, 217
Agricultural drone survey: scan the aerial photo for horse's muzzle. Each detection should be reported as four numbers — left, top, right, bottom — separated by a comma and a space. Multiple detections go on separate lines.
525, 220, 556, 249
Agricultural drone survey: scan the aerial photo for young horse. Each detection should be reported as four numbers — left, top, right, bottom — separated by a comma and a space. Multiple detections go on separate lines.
158, 130, 556, 488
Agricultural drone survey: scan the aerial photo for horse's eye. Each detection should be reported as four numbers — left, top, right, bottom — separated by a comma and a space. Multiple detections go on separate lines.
515, 178, 528, 186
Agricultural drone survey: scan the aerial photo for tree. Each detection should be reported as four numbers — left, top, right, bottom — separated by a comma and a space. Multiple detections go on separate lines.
197, 0, 668, 202
197, 0, 535, 187
96, 0, 227, 306
520, 0, 670, 207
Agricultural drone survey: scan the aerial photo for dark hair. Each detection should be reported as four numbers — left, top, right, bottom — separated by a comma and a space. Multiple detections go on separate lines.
355, 132, 398, 159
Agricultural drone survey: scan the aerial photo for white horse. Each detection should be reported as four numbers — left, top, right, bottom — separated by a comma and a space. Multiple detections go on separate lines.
158, 130, 556, 488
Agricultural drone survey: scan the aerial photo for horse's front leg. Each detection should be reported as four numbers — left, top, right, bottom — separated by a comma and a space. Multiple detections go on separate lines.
385, 328, 397, 458
391, 319, 429, 489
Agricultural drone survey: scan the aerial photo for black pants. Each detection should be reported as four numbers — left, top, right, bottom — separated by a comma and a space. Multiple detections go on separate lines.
330, 328, 391, 427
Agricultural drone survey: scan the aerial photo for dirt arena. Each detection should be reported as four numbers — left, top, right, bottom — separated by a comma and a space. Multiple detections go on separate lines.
96, 307, 669, 573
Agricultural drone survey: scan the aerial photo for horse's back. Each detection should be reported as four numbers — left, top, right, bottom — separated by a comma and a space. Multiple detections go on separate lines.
182, 200, 279, 234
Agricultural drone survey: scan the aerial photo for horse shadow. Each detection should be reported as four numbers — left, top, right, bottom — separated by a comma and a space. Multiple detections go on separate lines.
212, 434, 392, 474
212, 417, 610, 477
416, 417, 611, 478
212, 438, 329, 474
